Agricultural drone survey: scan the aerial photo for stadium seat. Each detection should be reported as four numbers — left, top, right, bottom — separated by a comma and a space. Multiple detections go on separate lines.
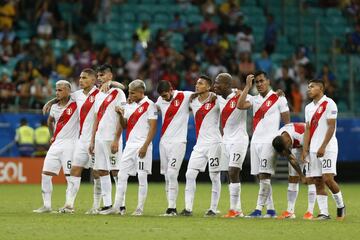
138, 12, 152, 22
154, 13, 170, 23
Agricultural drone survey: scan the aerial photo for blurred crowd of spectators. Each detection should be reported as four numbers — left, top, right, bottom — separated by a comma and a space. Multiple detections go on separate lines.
0, 0, 359, 114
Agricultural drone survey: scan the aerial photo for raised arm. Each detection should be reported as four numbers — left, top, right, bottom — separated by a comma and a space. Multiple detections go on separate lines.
115, 106, 127, 129
281, 111, 291, 124
237, 74, 253, 109
138, 119, 157, 159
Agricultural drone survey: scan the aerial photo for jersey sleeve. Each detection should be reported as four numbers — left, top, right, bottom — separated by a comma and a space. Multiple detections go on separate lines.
49, 105, 56, 118
115, 90, 127, 107
147, 102, 158, 120
304, 105, 310, 123
279, 96, 290, 113
246, 94, 253, 106
326, 100, 338, 119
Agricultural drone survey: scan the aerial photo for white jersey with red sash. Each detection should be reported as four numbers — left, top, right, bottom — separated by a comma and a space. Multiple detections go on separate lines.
156, 90, 192, 143
124, 96, 158, 148
305, 95, 338, 152
94, 88, 126, 141
50, 99, 78, 145
71, 86, 99, 141
278, 123, 306, 149
247, 90, 289, 143
190, 96, 221, 145
217, 91, 248, 144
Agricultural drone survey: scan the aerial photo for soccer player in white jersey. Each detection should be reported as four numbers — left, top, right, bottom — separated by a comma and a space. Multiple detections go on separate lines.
272, 123, 317, 220
301, 79, 345, 220
156, 80, 193, 216
33, 80, 78, 213
89, 64, 127, 213
237, 71, 290, 218
180, 75, 222, 217
105, 79, 157, 216
213, 73, 249, 218
56, 68, 101, 214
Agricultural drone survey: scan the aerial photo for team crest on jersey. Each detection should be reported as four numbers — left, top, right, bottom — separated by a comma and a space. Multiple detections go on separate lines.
266, 100, 272, 107
318, 106, 323, 113
106, 95, 113, 102
66, 108, 72, 115
174, 100, 180, 107
230, 100, 236, 108
89, 96, 95, 102
205, 103, 212, 110
138, 106, 144, 113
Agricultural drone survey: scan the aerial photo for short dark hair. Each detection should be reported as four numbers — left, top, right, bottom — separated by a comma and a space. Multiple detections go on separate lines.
82, 68, 96, 77
97, 64, 112, 73
254, 70, 267, 79
157, 80, 172, 94
309, 79, 325, 89
272, 135, 287, 154
199, 75, 212, 86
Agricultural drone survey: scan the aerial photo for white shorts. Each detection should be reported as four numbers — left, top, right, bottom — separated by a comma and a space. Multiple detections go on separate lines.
160, 141, 186, 175
94, 140, 122, 171
72, 139, 94, 169
43, 140, 75, 175
288, 148, 309, 177
187, 143, 222, 172
307, 151, 338, 177
119, 145, 152, 176
223, 141, 248, 170
250, 142, 276, 175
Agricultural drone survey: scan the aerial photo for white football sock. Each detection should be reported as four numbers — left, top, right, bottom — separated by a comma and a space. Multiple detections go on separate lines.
93, 178, 101, 209
266, 183, 275, 210
137, 171, 148, 211
332, 191, 345, 208
209, 171, 221, 212
167, 168, 179, 209
41, 174, 53, 209
185, 169, 199, 211
317, 194, 329, 216
287, 183, 299, 213
113, 176, 118, 186
256, 179, 271, 210
229, 182, 241, 211
113, 173, 129, 209
100, 175, 112, 207
307, 184, 316, 213
164, 173, 169, 203
66, 176, 81, 208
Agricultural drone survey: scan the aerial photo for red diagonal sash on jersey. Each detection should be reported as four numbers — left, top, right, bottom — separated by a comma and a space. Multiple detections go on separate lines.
161, 92, 185, 137
309, 101, 328, 143
126, 102, 150, 140
51, 102, 77, 143
293, 123, 305, 148
195, 100, 216, 139
96, 89, 119, 130
253, 93, 279, 131
79, 89, 99, 136
221, 95, 239, 129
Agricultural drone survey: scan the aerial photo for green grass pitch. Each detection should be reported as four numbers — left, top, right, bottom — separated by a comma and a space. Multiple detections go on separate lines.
1, 182, 359, 240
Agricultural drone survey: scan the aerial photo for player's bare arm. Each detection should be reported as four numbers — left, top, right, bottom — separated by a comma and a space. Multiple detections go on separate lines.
281, 111, 291, 125
111, 120, 122, 154
100, 81, 126, 92
138, 119, 157, 159
115, 106, 127, 128
89, 113, 98, 155
301, 122, 310, 163
42, 98, 58, 115
287, 152, 306, 182
317, 118, 336, 158
47, 115, 55, 137
237, 74, 253, 109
